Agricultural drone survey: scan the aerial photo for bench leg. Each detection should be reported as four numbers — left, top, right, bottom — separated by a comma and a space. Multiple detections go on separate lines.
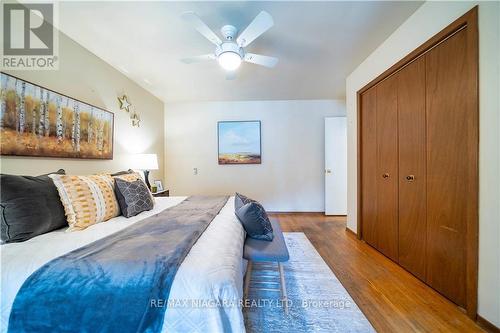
278, 262, 288, 315
244, 261, 253, 299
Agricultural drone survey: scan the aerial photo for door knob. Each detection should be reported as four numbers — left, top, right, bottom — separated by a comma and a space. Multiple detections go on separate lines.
382, 173, 390, 179
325, 169, 332, 174
406, 175, 415, 181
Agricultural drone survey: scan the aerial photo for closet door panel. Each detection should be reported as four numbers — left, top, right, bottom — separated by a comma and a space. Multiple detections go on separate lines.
425, 29, 468, 306
360, 88, 378, 248
397, 57, 427, 280
375, 76, 399, 261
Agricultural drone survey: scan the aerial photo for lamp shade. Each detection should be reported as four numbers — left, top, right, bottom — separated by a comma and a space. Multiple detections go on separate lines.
131, 154, 158, 170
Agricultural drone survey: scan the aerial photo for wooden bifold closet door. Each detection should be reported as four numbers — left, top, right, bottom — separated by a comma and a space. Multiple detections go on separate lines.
375, 75, 399, 262
360, 57, 426, 275
358, 7, 478, 316
425, 28, 472, 307
397, 57, 427, 281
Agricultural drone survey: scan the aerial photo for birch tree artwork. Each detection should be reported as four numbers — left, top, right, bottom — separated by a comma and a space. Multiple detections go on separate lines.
74, 101, 81, 152
18, 81, 26, 134
56, 96, 63, 143
97, 112, 104, 152
88, 107, 94, 144
38, 88, 45, 138
44, 90, 50, 137
0, 73, 113, 159
32, 87, 38, 135
71, 100, 77, 150
0, 75, 8, 128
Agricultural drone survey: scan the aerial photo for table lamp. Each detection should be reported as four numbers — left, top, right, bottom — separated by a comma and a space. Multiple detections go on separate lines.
131, 153, 158, 189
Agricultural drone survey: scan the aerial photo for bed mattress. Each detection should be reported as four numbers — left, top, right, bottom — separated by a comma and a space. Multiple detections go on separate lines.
1, 196, 246, 333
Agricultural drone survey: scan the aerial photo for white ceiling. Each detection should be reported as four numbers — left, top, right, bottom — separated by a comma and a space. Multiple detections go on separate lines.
58, 1, 422, 103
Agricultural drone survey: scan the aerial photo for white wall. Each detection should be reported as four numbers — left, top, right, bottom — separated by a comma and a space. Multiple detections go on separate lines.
1, 31, 165, 180
165, 100, 345, 211
345, 1, 500, 326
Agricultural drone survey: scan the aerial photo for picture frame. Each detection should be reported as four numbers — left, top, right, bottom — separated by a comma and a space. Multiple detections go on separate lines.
0, 72, 114, 159
154, 180, 164, 192
217, 120, 261, 165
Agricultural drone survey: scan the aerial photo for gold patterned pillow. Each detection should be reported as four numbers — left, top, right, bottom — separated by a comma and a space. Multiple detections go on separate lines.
49, 174, 120, 231
113, 171, 142, 182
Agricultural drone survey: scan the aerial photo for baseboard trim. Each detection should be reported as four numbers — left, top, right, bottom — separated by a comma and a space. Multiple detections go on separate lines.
477, 315, 500, 333
345, 227, 357, 237
267, 211, 326, 214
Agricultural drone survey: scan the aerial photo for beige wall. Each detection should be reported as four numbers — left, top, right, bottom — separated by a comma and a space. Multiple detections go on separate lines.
1, 31, 165, 181
164, 100, 345, 211
345, 2, 500, 326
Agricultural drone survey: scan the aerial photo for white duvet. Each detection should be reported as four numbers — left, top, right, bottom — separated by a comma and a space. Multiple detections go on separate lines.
1, 197, 246, 333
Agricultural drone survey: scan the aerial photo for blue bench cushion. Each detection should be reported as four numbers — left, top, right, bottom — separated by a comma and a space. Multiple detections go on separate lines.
243, 218, 289, 262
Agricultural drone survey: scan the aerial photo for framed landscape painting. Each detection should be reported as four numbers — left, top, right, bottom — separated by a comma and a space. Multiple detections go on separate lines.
0, 73, 113, 159
218, 120, 261, 165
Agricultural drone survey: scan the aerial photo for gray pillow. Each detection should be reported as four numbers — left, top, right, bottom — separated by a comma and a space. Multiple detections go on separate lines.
234, 192, 257, 211
235, 201, 274, 241
114, 178, 154, 218
111, 169, 134, 176
1, 169, 67, 243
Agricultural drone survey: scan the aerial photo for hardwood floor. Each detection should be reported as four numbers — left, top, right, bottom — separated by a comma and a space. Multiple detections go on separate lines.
270, 213, 485, 333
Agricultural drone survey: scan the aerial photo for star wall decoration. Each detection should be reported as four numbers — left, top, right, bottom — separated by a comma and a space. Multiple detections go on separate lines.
117, 95, 131, 112
131, 112, 141, 127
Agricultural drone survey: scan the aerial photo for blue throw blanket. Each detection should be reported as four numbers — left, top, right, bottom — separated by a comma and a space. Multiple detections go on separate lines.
8, 195, 229, 333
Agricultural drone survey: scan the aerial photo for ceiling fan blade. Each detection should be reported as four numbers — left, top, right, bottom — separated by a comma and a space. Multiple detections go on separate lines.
225, 71, 237, 80
236, 11, 274, 47
180, 54, 215, 64
244, 53, 278, 68
182, 11, 222, 46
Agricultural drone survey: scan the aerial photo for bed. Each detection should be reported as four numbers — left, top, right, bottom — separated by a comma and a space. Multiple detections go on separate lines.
1, 196, 246, 333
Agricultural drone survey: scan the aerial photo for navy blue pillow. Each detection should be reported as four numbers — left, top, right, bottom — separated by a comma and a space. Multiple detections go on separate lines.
235, 202, 274, 241
234, 192, 256, 211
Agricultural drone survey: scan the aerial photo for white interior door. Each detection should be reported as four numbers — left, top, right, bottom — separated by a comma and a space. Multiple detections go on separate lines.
325, 117, 347, 215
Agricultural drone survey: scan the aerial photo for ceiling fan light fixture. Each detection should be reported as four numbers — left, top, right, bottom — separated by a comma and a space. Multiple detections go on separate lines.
218, 51, 242, 71
181, 11, 277, 76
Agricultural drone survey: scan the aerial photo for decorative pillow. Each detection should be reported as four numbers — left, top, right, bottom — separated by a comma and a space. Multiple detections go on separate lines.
114, 178, 154, 218
110, 169, 135, 177
234, 192, 257, 211
1, 169, 67, 243
235, 201, 274, 241
49, 174, 120, 231
113, 171, 143, 182
112, 171, 154, 204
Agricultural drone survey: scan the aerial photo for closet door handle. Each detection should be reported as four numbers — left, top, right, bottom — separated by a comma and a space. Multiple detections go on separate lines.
406, 175, 415, 181
382, 173, 390, 179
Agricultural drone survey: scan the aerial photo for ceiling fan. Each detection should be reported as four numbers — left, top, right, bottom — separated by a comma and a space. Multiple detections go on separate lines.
180, 11, 278, 79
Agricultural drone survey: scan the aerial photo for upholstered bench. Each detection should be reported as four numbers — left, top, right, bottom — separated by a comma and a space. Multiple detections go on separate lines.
243, 218, 290, 314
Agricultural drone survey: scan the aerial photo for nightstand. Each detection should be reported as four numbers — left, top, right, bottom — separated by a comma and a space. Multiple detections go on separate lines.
152, 190, 169, 197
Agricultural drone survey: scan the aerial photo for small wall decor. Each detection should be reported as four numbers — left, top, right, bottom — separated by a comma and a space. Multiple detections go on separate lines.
0, 73, 113, 159
117, 95, 131, 112
118, 94, 141, 127
218, 120, 261, 165
130, 111, 140, 127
